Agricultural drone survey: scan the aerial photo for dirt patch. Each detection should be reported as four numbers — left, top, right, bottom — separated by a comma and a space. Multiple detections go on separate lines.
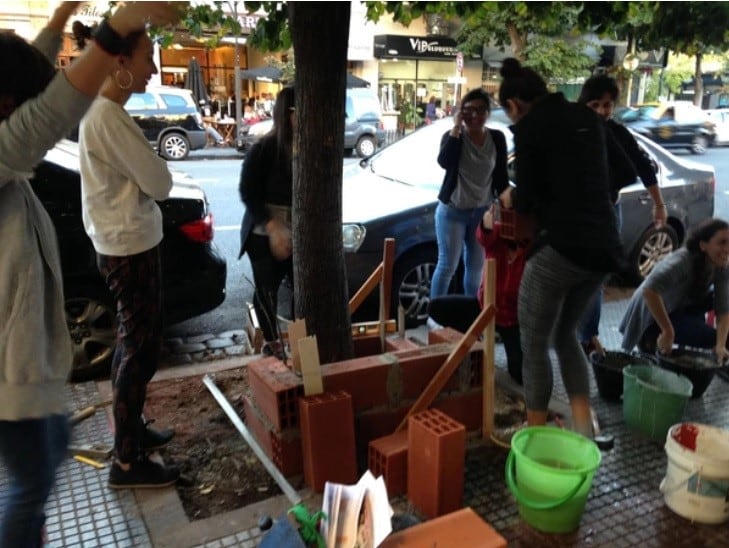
144, 367, 304, 521
144, 365, 528, 521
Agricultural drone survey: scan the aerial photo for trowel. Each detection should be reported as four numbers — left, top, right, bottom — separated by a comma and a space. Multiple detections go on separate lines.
590, 407, 614, 450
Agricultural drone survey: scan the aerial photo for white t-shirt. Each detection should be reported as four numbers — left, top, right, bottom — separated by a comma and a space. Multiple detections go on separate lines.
79, 96, 172, 256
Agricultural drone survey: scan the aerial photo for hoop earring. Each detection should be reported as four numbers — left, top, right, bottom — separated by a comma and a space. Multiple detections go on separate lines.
114, 68, 133, 90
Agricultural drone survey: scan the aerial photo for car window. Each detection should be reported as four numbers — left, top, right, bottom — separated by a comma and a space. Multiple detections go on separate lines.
161, 93, 191, 109
350, 94, 381, 120
126, 93, 158, 110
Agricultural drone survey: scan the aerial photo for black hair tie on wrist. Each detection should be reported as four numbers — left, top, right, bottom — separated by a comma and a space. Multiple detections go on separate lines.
92, 19, 125, 56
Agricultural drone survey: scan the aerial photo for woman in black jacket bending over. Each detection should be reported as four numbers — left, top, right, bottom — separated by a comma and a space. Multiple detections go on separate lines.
498, 59, 636, 437
239, 87, 295, 358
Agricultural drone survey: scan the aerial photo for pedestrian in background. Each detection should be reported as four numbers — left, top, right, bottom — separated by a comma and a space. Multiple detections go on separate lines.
0, 2, 182, 543
577, 73, 667, 356
238, 86, 296, 359
78, 19, 180, 489
498, 58, 636, 437
428, 88, 509, 329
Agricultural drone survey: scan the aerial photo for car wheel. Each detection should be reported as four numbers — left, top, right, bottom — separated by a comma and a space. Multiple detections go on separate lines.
65, 285, 117, 382
691, 135, 709, 155
392, 248, 437, 328
160, 133, 190, 160
355, 136, 377, 158
629, 224, 678, 282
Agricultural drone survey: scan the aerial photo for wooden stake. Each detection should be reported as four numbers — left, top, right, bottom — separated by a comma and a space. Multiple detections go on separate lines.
298, 336, 324, 395
395, 304, 496, 432
482, 258, 496, 441
287, 318, 307, 374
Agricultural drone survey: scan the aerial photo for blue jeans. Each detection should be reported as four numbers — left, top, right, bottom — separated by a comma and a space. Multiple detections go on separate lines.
0, 414, 69, 548
430, 202, 487, 299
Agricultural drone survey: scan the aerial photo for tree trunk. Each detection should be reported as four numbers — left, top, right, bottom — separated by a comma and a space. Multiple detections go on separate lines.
694, 53, 703, 107
289, 3, 354, 363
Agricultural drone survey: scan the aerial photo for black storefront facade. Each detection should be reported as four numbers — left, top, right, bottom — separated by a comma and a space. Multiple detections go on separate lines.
374, 34, 478, 114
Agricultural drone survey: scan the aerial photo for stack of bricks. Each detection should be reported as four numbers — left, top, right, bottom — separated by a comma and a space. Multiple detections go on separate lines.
243, 329, 484, 479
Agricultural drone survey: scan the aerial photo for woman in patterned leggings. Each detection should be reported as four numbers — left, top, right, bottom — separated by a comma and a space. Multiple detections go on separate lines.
497, 58, 636, 436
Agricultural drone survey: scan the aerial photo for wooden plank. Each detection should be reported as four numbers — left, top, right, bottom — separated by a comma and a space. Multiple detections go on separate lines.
482, 259, 496, 441
349, 263, 383, 314
379, 238, 395, 324
246, 302, 263, 354
395, 304, 496, 432
287, 318, 307, 374
298, 336, 324, 395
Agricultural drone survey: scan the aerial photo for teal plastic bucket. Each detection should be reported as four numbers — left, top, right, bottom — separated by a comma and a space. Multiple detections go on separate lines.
505, 426, 601, 533
622, 365, 693, 441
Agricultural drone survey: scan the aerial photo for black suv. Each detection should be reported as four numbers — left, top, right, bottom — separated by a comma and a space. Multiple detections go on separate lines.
125, 86, 208, 160
31, 140, 227, 381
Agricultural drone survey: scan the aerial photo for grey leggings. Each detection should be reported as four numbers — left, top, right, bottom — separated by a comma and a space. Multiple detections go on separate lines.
518, 245, 606, 411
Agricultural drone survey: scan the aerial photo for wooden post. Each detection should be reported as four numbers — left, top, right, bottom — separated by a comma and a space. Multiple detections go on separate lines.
379, 238, 395, 352
298, 336, 324, 395
395, 305, 496, 432
482, 259, 496, 441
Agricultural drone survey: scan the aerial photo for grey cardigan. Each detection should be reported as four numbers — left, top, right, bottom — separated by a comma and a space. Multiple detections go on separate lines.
619, 248, 729, 351
0, 30, 92, 420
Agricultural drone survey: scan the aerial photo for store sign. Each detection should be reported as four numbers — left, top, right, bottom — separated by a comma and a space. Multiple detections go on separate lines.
374, 34, 460, 59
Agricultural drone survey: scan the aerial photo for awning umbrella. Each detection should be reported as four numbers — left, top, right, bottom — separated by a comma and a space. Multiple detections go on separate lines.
185, 57, 209, 107
346, 72, 370, 88
240, 65, 284, 83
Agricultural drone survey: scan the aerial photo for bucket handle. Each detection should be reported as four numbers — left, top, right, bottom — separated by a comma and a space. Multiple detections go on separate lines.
505, 450, 590, 511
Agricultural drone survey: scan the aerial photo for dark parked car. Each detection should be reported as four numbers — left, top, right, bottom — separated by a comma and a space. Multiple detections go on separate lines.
343, 118, 715, 326
125, 86, 208, 160
236, 88, 386, 158
32, 140, 227, 381
614, 102, 716, 155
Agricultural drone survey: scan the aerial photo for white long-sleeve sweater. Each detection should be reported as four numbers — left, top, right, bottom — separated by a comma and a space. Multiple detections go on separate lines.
79, 97, 172, 256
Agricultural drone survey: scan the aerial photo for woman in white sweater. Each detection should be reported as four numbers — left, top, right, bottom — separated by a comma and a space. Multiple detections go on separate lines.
0, 3, 182, 544
78, 24, 178, 489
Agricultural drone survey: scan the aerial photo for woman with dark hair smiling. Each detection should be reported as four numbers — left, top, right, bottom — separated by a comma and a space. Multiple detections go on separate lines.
498, 58, 636, 437
428, 88, 509, 328
620, 218, 729, 361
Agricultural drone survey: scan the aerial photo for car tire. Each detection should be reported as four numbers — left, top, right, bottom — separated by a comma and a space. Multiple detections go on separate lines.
691, 135, 709, 155
65, 284, 117, 382
391, 248, 438, 328
355, 136, 377, 158
628, 224, 678, 283
160, 133, 191, 160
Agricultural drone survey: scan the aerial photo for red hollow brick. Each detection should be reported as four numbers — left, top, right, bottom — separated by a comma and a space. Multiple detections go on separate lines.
243, 395, 302, 477
299, 391, 358, 492
379, 507, 507, 548
321, 355, 392, 410
247, 357, 304, 431
368, 430, 409, 497
384, 337, 421, 352
407, 409, 466, 519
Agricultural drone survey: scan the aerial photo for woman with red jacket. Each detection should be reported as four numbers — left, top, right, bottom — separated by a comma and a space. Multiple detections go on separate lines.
428, 205, 529, 384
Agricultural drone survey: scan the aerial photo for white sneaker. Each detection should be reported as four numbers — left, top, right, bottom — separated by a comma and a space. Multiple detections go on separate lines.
426, 317, 443, 330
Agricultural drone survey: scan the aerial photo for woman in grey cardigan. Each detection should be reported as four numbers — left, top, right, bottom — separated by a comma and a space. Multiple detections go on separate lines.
0, 4, 181, 546
620, 218, 729, 361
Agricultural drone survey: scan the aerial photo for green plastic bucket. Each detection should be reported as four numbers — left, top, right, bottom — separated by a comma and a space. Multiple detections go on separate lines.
622, 365, 693, 441
505, 426, 601, 533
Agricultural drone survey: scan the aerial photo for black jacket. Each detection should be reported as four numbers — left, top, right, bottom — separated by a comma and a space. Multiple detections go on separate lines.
511, 93, 637, 272
238, 134, 293, 258
607, 118, 658, 199
436, 128, 509, 205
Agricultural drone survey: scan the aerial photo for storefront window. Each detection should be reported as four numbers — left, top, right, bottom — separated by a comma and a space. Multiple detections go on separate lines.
379, 59, 459, 115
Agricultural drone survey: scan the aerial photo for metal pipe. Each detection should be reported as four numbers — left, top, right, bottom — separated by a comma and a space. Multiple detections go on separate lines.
202, 374, 302, 505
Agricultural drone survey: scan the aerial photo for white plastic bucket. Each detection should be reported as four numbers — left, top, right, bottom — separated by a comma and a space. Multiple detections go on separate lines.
660, 423, 729, 524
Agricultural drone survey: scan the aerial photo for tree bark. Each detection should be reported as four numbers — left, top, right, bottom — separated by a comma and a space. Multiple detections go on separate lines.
694, 52, 703, 107
289, 2, 354, 363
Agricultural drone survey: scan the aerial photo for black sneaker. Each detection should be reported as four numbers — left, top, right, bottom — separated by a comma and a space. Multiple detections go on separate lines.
141, 420, 174, 451
108, 457, 180, 489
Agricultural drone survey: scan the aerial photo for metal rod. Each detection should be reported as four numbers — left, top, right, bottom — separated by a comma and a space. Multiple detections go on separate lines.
202, 374, 302, 505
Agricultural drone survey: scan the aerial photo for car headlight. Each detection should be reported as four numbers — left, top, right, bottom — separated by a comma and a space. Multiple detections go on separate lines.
342, 224, 366, 252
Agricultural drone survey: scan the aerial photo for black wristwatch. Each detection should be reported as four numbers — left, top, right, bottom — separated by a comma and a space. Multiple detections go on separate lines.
92, 19, 126, 56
